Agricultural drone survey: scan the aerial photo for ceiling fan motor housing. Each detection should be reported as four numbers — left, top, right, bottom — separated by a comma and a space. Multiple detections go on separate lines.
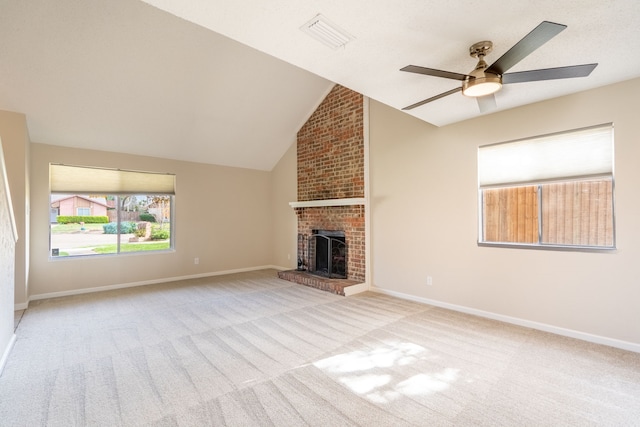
463, 42, 503, 97
462, 68, 502, 97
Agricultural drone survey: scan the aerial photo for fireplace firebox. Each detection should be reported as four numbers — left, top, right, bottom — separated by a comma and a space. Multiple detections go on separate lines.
308, 230, 347, 279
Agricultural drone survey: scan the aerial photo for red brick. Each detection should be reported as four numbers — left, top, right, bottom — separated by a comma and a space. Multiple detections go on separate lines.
293, 85, 366, 283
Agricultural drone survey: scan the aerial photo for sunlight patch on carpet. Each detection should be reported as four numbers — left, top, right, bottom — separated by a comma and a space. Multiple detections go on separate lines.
313, 341, 459, 403
313, 342, 425, 372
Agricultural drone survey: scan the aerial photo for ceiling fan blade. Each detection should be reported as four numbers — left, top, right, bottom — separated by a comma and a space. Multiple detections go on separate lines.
502, 63, 597, 84
486, 21, 566, 75
477, 94, 497, 113
401, 65, 471, 81
402, 87, 462, 110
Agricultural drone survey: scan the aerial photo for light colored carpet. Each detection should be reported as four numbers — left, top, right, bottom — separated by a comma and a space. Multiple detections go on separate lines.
1, 269, 639, 426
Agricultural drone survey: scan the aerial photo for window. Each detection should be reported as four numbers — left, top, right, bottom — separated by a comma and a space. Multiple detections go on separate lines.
49, 164, 175, 258
478, 124, 614, 250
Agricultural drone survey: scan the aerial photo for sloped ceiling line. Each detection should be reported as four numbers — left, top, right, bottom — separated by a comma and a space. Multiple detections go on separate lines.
1, 0, 639, 170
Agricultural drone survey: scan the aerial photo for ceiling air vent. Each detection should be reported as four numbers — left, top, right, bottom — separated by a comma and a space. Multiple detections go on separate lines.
301, 14, 354, 49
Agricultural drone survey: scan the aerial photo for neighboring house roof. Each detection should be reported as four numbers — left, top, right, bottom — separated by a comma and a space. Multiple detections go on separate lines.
50, 194, 109, 208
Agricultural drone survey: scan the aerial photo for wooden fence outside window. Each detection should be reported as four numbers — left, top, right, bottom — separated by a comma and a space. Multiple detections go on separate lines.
482, 178, 614, 247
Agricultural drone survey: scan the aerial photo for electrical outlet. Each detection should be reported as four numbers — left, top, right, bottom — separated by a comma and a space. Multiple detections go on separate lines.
287, 254, 291, 260
427, 276, 433, 286
194, 257, 199, 265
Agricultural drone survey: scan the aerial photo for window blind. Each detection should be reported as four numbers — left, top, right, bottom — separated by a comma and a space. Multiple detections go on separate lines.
50, 164, 175, 195
478, 123, 613, 188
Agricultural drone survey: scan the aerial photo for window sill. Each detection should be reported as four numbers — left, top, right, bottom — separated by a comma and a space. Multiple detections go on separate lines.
49, 248, 175, 261
478, 241, 617, 253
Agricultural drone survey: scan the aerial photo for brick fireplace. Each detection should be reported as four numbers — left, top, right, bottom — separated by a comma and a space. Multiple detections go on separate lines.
278, 84, 366, 295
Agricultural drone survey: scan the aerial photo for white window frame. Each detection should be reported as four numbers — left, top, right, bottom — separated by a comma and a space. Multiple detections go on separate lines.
49, 164, 176, 258
478, 123, 615, 251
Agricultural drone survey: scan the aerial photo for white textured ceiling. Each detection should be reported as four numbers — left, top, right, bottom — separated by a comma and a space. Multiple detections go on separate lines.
1, 0, 639, 170
0, 0, 332, 170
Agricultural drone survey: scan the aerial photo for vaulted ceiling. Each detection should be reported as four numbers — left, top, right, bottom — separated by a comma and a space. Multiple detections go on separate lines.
1, 0, 639, 170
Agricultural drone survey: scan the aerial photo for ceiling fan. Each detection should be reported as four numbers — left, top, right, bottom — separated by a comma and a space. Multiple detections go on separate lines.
400, 21, 598, 113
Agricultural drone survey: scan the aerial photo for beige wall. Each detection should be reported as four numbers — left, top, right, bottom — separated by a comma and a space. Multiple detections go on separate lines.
0, 111, 29, 307
369, 78, 640, 346
270, 142, 298, 269
7, 78, 640, 349
30, 143, 273, 296
0, 137, 17, 370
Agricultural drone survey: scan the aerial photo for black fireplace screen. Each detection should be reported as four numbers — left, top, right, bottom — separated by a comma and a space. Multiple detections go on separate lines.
307, 230, 347, 279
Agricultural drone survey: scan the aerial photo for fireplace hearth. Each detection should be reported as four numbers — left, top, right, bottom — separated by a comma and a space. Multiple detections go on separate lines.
277, 269, 360, 296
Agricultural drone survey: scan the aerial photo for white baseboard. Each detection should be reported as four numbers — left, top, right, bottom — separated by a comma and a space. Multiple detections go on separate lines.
0, 334, 17, 377
370, 285, 640, 354
14, 302, 28, 311
344, 282, 369, 296
271, 265, 292, 271
28, 265, 283, 302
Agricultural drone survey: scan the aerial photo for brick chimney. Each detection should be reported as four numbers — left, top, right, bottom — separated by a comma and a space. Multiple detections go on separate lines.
294, 85, 365, 282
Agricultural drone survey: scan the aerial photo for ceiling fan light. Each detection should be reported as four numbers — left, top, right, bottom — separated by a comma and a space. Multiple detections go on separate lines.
462, 75, 502, 97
